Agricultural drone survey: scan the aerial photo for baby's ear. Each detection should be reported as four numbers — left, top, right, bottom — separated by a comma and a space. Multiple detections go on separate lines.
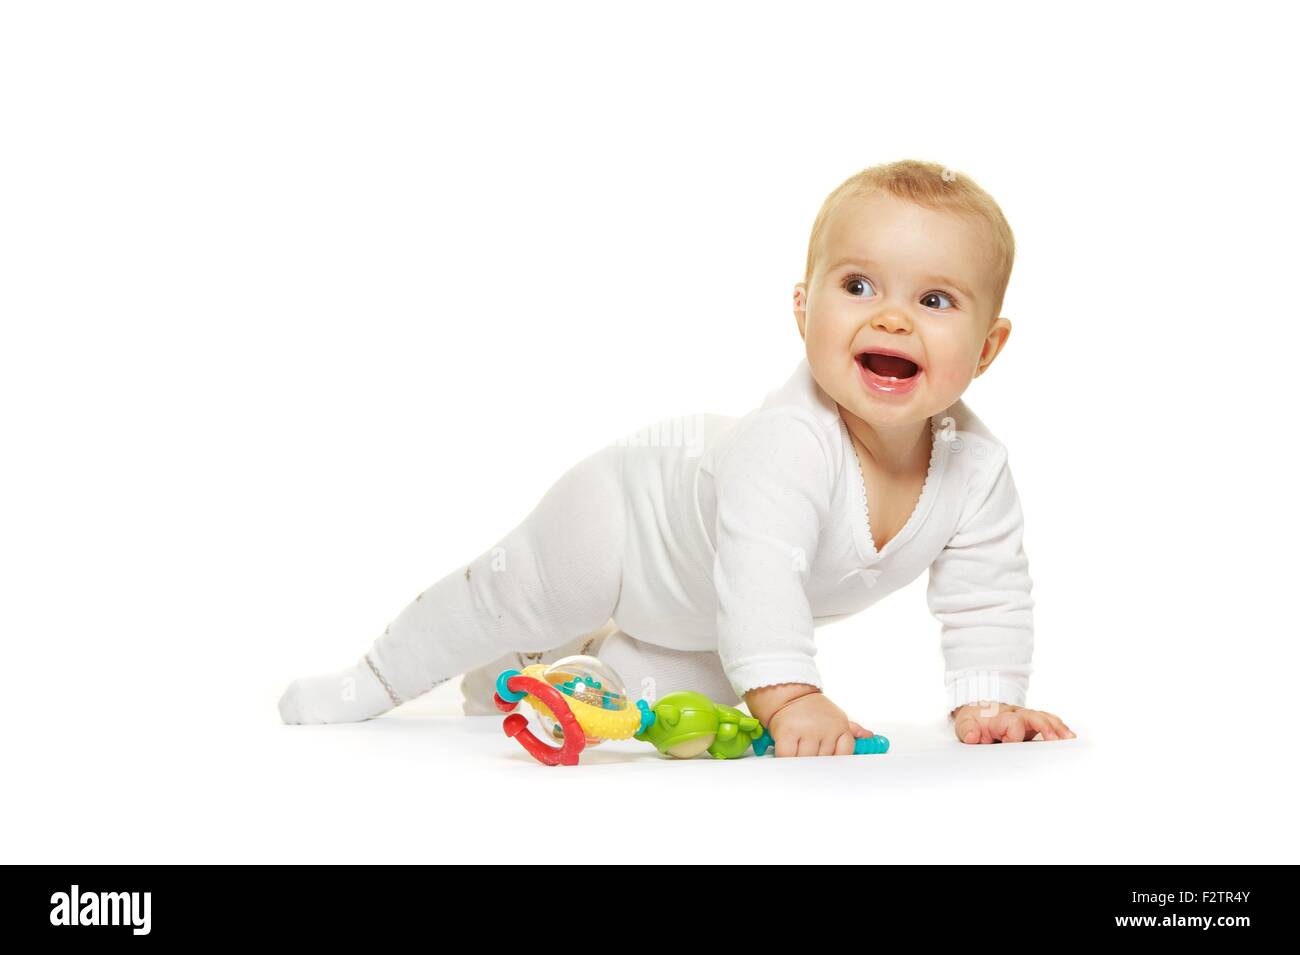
974, 315, 1013, 378
793, 283, 808, 339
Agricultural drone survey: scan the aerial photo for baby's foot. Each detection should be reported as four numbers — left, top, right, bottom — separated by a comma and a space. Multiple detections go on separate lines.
278, 657, 397, 724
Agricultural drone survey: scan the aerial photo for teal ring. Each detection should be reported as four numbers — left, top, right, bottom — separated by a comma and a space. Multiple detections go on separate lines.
496, 668, 526, 703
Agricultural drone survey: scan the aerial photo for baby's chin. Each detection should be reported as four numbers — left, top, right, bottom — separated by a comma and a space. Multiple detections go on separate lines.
839, 395, 939, 432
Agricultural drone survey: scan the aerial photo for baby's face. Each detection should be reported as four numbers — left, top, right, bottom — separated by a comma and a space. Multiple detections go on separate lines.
795, 192, 1011, 431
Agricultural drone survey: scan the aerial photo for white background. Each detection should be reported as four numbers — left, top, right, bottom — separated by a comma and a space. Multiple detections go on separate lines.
3, 1, 1297, 864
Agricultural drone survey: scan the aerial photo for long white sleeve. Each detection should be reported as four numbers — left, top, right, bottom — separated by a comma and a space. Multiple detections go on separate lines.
710, 410, 830, 698
926, 448, 1035, 710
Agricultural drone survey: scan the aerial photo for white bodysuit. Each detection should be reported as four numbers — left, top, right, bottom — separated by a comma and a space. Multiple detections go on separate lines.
344, 356, 1035, 719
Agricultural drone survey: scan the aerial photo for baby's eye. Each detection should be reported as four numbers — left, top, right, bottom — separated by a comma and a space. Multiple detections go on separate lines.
921, 291, 955, 310
842, 274, 875, 297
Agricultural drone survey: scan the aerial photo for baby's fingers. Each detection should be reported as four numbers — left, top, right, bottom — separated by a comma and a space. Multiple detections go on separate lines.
848, 721, 875, 738
1042, 711, 1076, 739
954, 712, 983, 744
796, 736, 824, 757
1034, 712, 1076, 738
816, 733, 845, 756
833, 732, 857, 756
1020, 710, 1056, 740
993, 710, 1027, 742
774, 733, 800, 758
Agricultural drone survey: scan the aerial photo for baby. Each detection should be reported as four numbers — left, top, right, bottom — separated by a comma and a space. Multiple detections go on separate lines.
279, 158, 1074, 754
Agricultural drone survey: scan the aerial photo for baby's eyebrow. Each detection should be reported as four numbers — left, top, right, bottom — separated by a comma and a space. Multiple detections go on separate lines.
921, 275, 977, 302
828, 255, 977, 302
827, 255, 882, 273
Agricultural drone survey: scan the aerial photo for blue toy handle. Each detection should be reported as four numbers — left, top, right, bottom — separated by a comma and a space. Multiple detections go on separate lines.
751, 729, 889, 756
853, 734, 890, 755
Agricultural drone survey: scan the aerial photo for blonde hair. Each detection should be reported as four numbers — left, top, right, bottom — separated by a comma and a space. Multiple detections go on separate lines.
803, 159, 1016, 321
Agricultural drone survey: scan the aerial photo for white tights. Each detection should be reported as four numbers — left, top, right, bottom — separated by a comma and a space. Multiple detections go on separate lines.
278, 444, 738, 725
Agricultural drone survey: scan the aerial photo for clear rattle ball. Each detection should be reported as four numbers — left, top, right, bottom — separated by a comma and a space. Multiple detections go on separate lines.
533, 654, 630, 747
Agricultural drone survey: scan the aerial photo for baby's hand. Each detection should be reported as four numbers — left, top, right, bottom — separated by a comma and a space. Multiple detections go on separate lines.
951, 701, 1075, 744
766, 690, 875, 757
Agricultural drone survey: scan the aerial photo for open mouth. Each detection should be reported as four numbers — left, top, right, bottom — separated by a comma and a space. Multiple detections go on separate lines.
856, 351, 921, 380
855, 349, 923, 395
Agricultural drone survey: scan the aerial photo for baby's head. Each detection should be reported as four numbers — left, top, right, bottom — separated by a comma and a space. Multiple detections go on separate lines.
794, 159, 1016, 429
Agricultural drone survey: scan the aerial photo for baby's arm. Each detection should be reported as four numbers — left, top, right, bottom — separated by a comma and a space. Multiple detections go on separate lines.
926, 447, 1074, 742
710, 411, 873, 756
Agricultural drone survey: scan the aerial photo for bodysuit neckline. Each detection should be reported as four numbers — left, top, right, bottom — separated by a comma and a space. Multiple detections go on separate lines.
837, 411, 948, 565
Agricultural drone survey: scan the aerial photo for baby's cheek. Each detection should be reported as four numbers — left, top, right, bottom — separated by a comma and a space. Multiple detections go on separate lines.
928, 359, 972, 396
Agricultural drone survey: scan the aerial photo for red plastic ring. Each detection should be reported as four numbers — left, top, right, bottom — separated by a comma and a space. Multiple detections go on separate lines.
500, 674, 586, 766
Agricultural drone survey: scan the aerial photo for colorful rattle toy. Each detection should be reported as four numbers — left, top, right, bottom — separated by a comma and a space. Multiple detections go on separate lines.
492, 654, 890, 766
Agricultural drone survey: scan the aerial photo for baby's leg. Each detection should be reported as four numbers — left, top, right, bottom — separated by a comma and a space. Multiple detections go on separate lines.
595, 628, 740, 708
279, 446, 627, 724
